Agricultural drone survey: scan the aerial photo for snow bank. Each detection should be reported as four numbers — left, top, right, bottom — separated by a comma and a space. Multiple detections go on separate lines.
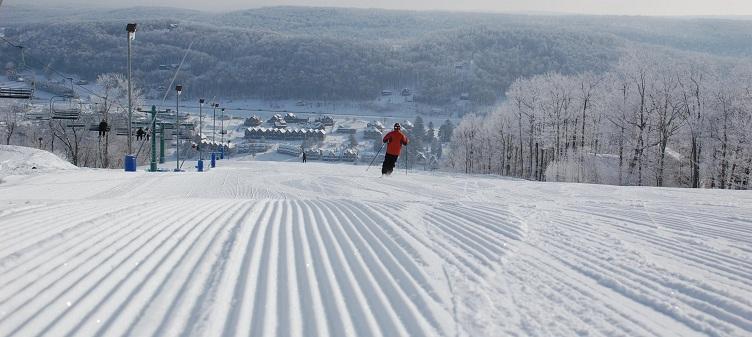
0, 145, 77, 177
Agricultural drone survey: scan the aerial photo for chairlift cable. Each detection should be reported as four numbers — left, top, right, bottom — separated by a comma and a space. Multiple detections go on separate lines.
0, 35, 133, 116
112, 37, 194, 160
132, 38, 196, 160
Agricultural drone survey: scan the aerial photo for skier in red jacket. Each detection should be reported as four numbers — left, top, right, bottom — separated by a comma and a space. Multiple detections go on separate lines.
381, 122, 409, 175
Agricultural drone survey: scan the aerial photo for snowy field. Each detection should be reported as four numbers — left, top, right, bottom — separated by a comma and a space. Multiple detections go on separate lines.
0, 147, 751, 337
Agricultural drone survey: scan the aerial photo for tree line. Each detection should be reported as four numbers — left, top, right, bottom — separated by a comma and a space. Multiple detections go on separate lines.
446, 51, 752, 189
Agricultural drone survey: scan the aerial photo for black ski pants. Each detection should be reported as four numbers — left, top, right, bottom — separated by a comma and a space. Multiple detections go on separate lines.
382, 153, 399, 175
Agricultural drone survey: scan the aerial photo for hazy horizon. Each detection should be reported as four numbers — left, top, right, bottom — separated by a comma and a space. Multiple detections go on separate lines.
5, 0, 752, 16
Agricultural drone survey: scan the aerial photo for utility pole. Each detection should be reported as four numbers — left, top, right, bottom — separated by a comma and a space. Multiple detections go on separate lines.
175, 85, 182, 171
199, 98, 204, 160
220, 107, 225, 159
213, 103, 218, 144
198, 98, 205, 171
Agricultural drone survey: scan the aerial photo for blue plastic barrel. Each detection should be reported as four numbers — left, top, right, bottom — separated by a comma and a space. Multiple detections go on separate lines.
211, 152, 216, 168
124, 155, 137, 172
197, 159, 204, 172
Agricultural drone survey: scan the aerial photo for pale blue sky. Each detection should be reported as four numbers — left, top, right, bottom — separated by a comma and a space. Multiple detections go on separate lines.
11, 0, 752, 16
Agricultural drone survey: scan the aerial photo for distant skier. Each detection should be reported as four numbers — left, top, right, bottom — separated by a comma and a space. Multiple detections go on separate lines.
381, 122, 409, 175
302, 152, 307, 163
98, 120, 108, 138
136, 127, 145, 141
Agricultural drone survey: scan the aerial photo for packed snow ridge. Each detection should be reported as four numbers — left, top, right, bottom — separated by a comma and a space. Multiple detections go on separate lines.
0, 151, 750, 337
0, 145, 77, 179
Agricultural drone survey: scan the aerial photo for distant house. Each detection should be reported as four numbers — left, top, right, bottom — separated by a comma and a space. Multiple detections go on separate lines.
267, 114, 284, 124
322, 150, 340, 161
401, 88, 411, 96
300, 121, 326, 130
315, 115, 335, 127
342, 148, 358, 162
245, 127, 326, 141
273, 120, 288, 129
277, 144, 303, 156
244, 115, 263, 127
336, 126, 357, 134
367, 121, 384, 131
381, 90, 393, 96
284, 112, 309, 123
238, 143, 270, 153
304, 149, 322, 160
363, 127, 383, 140
460, 93, 470, 101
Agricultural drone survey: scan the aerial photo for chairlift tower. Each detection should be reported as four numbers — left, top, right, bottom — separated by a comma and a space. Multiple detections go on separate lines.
149, 105, 158, 172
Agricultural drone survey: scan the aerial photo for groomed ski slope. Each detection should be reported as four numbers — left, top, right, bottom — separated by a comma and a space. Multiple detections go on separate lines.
0, 156, 751, 337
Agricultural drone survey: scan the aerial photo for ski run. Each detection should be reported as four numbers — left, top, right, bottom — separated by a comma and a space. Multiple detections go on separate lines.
0, 149, 751, 337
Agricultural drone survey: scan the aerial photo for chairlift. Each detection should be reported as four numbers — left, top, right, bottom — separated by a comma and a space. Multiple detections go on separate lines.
88, 124, 111, 132
0, 87, 33, 99
115, 127, 131, 136
24, 104, 50, 121
50, 96, 81, 120
66, 122, 87, 128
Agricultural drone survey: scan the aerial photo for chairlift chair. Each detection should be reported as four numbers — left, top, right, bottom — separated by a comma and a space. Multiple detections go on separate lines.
66, 122, 87, 128
24, 105, 50, 121
88, 124, 111, 132
0, 87, 33, 99
50, 96, 82, 120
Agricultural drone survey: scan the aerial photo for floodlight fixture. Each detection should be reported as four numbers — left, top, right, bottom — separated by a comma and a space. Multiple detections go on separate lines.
126, 23, 137, 39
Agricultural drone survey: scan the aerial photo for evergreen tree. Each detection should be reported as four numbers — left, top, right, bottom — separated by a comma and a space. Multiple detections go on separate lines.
439, 120, 454, 143
425, 121, 436, 143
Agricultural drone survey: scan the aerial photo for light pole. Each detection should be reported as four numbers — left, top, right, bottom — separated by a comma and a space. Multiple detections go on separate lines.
125, 23, 137, 172
175, 85, 182, 172
211, 103, 219, 168
199, 98, 204, 161
220, 107, 225, 159
213, 103, 218, 144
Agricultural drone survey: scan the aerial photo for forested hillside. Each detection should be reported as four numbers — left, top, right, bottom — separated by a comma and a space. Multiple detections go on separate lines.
3, 5, 751, 106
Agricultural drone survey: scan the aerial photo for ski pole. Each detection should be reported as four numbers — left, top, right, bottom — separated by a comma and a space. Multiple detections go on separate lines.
405, 149, 408, 175
366, 142, 386, 171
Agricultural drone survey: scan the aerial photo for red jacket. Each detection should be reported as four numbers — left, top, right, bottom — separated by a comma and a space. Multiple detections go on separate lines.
383, 130, 409, 156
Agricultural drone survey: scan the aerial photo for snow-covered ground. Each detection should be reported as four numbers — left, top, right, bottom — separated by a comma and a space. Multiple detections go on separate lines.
0, 148, 750, 337
0, 145, 77, 180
